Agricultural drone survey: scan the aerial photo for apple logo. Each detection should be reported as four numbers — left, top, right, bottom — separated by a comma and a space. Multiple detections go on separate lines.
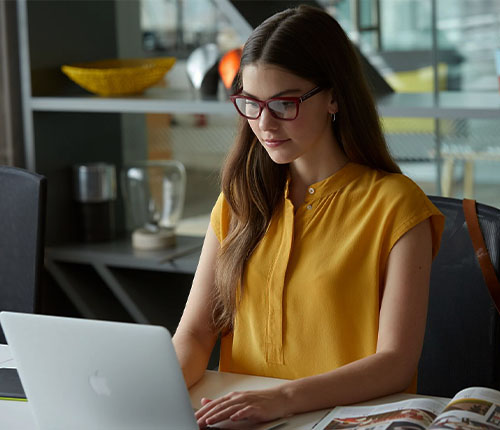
89, 370, 112, 397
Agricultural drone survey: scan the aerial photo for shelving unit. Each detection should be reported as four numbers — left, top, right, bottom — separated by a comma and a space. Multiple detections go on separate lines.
44, 235, 203, 326
28, 88, 500, 118
377, 92, 500, 119
15, 0, 212, 324
30, 88, 236, 115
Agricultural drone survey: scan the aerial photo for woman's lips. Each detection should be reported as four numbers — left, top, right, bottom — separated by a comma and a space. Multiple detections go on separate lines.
263, 138, 290, 148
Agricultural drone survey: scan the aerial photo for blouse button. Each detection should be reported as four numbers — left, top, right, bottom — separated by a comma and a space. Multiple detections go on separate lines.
308, 187, 315, 194
306, 204, 313, 210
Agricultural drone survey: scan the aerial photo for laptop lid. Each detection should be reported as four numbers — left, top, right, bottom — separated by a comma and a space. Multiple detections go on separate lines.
0, 311, 198, 430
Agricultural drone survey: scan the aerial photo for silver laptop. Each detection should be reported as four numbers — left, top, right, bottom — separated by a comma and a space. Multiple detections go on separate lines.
0, 311, 287, 430
0, 311, 198, 430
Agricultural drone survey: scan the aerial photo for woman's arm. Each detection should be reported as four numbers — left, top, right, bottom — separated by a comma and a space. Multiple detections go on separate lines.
195, 218, 433, 426
172, 225, 220, 388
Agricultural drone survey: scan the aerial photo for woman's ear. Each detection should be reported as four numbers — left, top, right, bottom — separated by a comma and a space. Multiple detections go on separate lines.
328, 99, 338, 115
328, 90, 338, 114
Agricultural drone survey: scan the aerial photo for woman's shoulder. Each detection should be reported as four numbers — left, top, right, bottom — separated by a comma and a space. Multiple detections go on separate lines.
377, 171, 424, 197
210, 192, 231, 242
350, 164, 427, 199
347, 165, 441, 219
350, 165, 444, 256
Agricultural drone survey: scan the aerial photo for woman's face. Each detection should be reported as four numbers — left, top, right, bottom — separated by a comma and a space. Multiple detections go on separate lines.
241, 63, 337, 166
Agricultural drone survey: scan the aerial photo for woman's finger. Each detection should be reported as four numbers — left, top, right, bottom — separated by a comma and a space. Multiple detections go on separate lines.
204, 403, 247, 425
230, 404, 260, 421
195, 394, 232, 419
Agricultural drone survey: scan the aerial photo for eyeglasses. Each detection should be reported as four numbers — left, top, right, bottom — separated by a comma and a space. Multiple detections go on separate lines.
230, 86, 323, 121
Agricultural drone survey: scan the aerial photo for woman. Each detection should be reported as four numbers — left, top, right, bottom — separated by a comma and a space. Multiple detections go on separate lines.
173, 5, 444, 427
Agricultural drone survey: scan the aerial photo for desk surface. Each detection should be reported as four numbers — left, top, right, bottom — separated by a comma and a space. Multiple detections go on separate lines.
0, 344, 431, 430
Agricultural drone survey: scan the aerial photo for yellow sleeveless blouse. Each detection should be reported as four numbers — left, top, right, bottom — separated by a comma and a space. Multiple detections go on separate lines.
211, 163, 444, 391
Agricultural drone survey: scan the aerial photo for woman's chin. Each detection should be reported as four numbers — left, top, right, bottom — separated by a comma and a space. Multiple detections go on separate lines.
267, 155, 294, 165
263, 148, 296, 165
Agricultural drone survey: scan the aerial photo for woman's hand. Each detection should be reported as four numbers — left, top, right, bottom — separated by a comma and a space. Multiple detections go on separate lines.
195, 386, 290, 427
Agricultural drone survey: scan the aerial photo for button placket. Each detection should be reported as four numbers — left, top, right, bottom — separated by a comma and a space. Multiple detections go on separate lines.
265, 199, 294, 364
304, 186, 317, 211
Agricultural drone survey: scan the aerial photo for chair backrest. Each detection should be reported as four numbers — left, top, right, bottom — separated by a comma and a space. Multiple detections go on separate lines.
0, 166, 47, 344
418, 196, 500, 397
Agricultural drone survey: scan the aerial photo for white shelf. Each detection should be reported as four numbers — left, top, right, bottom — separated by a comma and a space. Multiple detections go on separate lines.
30, 87, 235, 115
30, 89, 500, 118
377, 92, 500, 119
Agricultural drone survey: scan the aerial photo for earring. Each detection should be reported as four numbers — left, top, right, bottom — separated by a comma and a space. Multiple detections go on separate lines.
331, 112, 336, 122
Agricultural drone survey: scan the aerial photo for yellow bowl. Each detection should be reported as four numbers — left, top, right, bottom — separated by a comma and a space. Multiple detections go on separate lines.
61, 57, 176, 96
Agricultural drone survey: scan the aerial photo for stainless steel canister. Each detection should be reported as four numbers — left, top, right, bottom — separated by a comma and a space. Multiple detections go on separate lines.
73, 163, 117, 242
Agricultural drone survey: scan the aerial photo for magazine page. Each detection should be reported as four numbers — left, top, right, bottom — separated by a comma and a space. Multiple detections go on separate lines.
428, 387, 500, 430
314, 397, 449, 430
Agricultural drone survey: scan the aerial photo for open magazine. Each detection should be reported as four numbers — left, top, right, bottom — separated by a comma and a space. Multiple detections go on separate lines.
314, 387, 500, 430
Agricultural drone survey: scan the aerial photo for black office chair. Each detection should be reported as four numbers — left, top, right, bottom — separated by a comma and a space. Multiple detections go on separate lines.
417, 196, 500, 397
0, 166, 47, 344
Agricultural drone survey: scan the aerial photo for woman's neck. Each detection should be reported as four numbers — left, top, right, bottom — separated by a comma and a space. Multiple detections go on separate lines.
290, 154, 348, 187
288, 151, 349, 210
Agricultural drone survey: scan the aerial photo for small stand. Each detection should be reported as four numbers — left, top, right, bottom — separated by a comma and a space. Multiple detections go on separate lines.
132, 227, 176, 250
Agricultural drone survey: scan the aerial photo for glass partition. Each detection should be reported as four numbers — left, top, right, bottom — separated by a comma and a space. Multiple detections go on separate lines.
137, 0, 500, 212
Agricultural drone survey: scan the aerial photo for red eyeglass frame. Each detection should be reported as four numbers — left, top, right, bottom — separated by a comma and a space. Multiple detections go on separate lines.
229, 86, 323, 121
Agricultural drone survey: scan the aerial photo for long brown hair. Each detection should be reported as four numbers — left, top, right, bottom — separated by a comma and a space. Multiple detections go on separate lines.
212, 5, 401, 333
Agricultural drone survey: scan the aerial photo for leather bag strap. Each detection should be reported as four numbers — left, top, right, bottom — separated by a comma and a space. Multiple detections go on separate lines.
463, 198, 500, 314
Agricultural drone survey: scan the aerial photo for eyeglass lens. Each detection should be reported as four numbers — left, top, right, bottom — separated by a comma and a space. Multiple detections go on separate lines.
234, 98, 297, 120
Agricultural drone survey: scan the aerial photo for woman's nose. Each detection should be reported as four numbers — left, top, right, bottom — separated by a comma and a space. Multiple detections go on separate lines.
258, 106, 279, 131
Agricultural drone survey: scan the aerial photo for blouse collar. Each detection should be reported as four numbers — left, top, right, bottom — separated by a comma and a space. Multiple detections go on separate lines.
285, 162, 369, 200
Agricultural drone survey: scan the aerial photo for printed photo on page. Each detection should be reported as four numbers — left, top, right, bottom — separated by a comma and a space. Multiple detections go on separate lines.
315, 387, 500, 430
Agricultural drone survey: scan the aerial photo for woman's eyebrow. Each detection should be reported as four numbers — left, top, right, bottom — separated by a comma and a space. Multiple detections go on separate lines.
241, 88, 302, 99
